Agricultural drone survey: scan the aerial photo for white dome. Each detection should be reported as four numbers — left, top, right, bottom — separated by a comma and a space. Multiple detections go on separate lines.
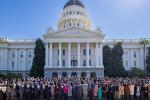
57, 1, 91, 30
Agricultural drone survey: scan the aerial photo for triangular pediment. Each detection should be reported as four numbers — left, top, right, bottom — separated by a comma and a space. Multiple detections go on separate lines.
44, 27, 105, 40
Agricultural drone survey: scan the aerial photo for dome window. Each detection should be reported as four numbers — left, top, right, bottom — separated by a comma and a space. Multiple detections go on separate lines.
77, 23, 79, 26
77, 11, 79, 15
70, 23, 72, 26
70, 11, 72, 15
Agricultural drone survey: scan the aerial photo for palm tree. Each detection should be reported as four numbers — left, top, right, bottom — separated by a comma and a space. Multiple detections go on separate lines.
140, 38, 150, 75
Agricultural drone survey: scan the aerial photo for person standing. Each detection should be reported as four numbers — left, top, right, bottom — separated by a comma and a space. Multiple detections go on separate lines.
93, 83, 98, 100
148, 83, 150, 100
120, 83, 124, 100
15, 83, 20, 100
136, 84, 141, 100
129, 83, 135, 100
63, 84, 68, 100
68, 84, 72, 100
82, 80, 88, 100
97, 85, 102, 100
77, 82, 83, 100
50, 83, 55, 100
143, 83, 148, 100
124, 84, 130, 100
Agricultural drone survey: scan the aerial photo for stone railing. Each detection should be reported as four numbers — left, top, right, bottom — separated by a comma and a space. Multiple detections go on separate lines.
8, 39, 36, 43
0, 38, 8, 42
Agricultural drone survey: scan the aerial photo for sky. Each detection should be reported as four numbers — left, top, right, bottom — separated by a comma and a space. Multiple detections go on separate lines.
0, 0, 150, 39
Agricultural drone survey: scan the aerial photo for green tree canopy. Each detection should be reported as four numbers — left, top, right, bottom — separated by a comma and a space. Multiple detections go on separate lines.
140, 39, 150, 75
103, 45, 113, 77
111, 42, 126, 77
146, 52, 150, 73
30, 38, 45, 77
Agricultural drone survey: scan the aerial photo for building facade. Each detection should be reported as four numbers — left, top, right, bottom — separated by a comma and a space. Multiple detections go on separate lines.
0, 0, 150, 77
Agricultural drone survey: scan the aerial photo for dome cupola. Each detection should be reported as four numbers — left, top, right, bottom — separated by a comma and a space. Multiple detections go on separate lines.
64, 0, 85, 9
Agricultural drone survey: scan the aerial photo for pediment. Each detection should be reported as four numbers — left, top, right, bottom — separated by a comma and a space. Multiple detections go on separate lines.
44, 27, 105, 39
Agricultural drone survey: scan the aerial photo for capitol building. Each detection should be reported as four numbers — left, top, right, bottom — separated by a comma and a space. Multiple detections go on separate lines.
0, 0, 150, 78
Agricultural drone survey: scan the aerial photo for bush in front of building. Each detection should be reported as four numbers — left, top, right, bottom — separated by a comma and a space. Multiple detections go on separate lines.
0, 73, 22, 79
128, 67, 144, 77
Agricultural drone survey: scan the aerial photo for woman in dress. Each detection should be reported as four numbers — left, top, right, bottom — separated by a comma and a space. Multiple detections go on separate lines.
97, 85, 102, 100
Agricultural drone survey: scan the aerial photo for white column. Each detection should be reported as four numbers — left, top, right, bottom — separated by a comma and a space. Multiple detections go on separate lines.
50, 43, 52, 68
130, 48, 133, 68
2, 48, 4, 70
68, 43, 71, 68
24, 49, 27, 71
16, 49, 18, 71
77, 43, 80, 68
59, 43, 62, 68
45, 43, 48, 67
96, 43, 99, 67
4, 48, 8, 70
86, 43, 89, 67
100, 43, 103, 68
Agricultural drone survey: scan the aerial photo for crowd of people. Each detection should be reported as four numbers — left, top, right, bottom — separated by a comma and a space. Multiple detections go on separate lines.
0, 77, 150, 100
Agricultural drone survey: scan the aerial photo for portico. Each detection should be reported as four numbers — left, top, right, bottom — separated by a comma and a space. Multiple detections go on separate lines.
44, 41, 104, 78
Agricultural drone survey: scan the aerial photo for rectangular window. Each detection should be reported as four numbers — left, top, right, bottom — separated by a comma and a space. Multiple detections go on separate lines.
89, 60, 92, 66
57, 60, 59, 66
126, 61, 128, 67
134, 51, 136, 58
63, 60, 65, 66
83, 60, 86, 66
83, 49, 86, 56
89, 49, 91, 55
63, 49, 65, 56
20, 54, 23, 58
12, 61, 14, 69
12, 52, 15, 58
134, 61, 137, 67
57, 50, 59, 55
29, 54, 32, 58
28, 60, 31, 67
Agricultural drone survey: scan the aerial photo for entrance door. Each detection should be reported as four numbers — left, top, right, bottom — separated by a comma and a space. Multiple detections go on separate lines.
71, 60, 77, 67
71, 72, 77, 77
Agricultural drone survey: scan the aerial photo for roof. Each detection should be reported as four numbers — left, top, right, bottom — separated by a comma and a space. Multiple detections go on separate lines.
63, 0, 85, 9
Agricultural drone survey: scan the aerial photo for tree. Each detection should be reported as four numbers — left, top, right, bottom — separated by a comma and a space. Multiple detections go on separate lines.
111, 42, 126, 77
30, 38, 45, 77
146, 52, 150, 73
140, 38, 149, 75
103, 45, 113, 77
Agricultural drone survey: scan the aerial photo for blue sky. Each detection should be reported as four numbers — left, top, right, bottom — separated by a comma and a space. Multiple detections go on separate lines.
0, 0, 150, 39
